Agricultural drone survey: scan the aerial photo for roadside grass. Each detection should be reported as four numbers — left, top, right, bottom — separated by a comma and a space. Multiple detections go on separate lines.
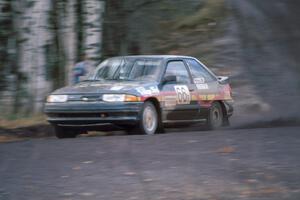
0, 114, 47, 129
0, 114, 51, 143
0, 115, 123, 141
0, 135, 25, 143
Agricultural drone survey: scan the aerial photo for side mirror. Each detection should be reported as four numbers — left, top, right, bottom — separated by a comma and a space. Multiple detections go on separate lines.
217, 76, 229, 84
163, 75, 177, 84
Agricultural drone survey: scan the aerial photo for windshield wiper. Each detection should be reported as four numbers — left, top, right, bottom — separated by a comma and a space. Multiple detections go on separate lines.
82, 79, 103, 82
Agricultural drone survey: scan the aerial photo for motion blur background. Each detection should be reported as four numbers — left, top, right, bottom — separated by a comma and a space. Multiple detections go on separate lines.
1, 0, 300, 127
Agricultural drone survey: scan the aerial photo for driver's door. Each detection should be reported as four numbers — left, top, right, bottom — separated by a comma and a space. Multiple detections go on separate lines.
161, 60, 200, 122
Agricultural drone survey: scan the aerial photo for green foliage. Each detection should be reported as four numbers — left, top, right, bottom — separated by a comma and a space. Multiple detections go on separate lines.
175, 0, 226, 29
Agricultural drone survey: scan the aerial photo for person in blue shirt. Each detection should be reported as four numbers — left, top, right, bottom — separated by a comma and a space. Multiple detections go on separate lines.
73, 55, 88, 84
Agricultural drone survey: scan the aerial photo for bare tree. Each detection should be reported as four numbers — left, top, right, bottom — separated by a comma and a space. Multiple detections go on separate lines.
0, 0, 105, 116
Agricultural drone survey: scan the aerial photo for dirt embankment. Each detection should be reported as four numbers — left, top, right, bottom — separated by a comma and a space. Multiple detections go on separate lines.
0, 125, 53, 143
104, 0, 300, 127
0, 116, 53, 142
225, 0, 300, 126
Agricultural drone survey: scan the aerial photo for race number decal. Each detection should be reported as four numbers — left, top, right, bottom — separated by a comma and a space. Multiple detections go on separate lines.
174, 85, 191, 104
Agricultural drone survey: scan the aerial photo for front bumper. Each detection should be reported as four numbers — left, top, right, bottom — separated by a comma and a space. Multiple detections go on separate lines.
44, 102, 143, 126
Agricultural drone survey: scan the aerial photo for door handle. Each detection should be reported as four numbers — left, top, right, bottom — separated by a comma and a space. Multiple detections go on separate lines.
189, 89, 195, 92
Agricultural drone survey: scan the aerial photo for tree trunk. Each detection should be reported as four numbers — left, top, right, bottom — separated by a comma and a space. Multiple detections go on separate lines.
84, 0, 105, 66
64, 0, 77, 85
17, 0, 52, 113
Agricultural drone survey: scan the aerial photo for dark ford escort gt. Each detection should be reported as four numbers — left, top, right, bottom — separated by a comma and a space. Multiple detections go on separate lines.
44, 55, 233, 138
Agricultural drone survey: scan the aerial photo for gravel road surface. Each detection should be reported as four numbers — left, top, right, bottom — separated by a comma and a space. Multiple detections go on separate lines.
1, 126, 300, 200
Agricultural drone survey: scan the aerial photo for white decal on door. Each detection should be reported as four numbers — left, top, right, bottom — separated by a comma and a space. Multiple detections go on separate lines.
111, 86, 124, 91
194, 77, 205, 84
196, 83, 208, 90
174, 85, 191, 104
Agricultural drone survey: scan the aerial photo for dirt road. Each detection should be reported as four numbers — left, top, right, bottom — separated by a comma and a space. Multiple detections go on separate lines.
0, 127, 300, 200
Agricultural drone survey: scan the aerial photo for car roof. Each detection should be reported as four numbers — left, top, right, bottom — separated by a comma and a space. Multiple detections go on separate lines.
110, 55, 196, 60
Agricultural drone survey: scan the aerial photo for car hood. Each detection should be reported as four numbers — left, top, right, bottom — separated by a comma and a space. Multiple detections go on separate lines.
52, 80, 159, 96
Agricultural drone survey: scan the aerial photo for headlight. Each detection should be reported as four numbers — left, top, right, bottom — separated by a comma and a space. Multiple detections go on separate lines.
47, 95, 68, 103
102, 94, 140, 102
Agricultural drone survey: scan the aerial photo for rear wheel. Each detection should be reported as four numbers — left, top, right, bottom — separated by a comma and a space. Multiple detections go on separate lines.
205, 102, 224, 130
54, 126, 79, 139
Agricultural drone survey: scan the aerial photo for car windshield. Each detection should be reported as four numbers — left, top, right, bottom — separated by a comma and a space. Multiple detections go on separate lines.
89, 57, 163, 82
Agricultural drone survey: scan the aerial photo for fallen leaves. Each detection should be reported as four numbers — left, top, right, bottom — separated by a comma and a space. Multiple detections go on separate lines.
187, 140, 198, 143
72, 166, 81, 170
0, 115, 47, 129
79, 192, 95, 197
82, 160, 94, 164
216, 146, 236, 154
143, 178, 154, 182
240, 186, 287, 197
123, 172, 137, 176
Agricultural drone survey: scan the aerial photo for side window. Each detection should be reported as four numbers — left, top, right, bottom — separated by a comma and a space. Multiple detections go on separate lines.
165, 61, 191, 84
186, 59, 216, 82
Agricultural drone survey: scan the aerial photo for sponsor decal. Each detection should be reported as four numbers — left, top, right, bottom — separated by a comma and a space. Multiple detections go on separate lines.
194, 77, 205, 84
149, 86, 160, 94
163, 96, 177, 107
199, 94, 216, 101
136, 86, 160, 95
136, 87, 145, 94
199, 95, 206, 100
223, 86, 232, 100
206, 94, 216, 101
196, 83, 208, 90
136, 87, 152, 95
174, 85, 191, 104
191, 94, 198, 101
110, 86, 124, 91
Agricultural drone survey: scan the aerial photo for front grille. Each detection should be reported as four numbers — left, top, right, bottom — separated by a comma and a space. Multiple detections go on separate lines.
48, 113, 106, 118
48, 112, 136, 118
67, 95, 102, 102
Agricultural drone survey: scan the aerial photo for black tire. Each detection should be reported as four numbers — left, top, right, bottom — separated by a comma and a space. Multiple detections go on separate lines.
156, 122, 165, 134
54, 126, 79, 139
156, 107, 165, 134
129, 101, 159, 135
205, 102, 224, 130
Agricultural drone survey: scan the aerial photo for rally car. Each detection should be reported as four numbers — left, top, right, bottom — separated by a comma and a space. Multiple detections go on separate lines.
44, 55, 233, 138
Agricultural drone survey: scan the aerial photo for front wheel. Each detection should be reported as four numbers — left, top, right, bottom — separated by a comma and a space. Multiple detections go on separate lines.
129, 102, 159, 135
